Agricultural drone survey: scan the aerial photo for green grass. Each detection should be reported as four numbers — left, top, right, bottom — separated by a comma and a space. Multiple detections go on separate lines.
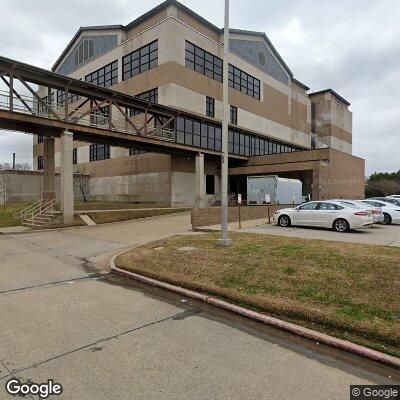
0, 203, 29, 228
115, 232, 400, 357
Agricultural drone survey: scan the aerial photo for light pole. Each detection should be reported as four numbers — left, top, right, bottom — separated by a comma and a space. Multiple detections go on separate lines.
217, 0, 233, 247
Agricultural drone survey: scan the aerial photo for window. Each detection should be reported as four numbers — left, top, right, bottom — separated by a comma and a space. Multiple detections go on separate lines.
129, 88, 158, 116
57, 90, 81, 107
298, 202, 318, 211
39, 93, 54, 115
122, 40, 158, 81
90, 106, 109, 126
185, 41, 222, 82
129, 148, 146, 156
316, 202, 343, 211
206, 175, 215, 195
89, 144, 110, 162
74, 39, 94, 66
73, 148, 77, 165
37, 156, 44, 170
230, 105, 237, 125
206, 96, 215, 118
228, 64, 260, 100
175, 116, 300, 156
85, 61, 118, 88
38, 134, 45, 143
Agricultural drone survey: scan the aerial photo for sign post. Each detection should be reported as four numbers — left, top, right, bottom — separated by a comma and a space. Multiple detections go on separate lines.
265, 193, 271, 224
237, 193, 242, 229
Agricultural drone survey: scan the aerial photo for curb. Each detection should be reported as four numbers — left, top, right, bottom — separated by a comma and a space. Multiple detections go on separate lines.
109, 252, 400, 370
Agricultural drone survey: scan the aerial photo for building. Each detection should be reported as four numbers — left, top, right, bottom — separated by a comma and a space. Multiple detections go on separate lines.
32, 0, 365, 206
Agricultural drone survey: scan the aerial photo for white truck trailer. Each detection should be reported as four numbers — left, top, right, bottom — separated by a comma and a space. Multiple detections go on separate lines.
246, 175, 303, 205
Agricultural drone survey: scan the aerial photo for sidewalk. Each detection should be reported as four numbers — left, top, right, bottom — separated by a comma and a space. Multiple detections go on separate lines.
0, 226, 31, 235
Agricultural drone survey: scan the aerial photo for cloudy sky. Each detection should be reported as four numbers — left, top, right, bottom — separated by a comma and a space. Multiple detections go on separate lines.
0, 0, 398, 174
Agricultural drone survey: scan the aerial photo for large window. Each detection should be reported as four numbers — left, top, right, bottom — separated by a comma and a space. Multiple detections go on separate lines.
228, 64, 260, 100
206, 175, 215, 195
73, 148, 77, 165
230, 105, 237, 125
176, 117, 222, 152
90, 106, 109, 126
85, 61, 118, 88
89, 144, 110, 162
57, 90, 81, 107
122, 40, 158, 81
38, 134, 45, 143
206, 96, 215, 118
175, 116, 300, 156
185, 41, 222, 82
129, 148, 146, 156
74, 39, 94, 66
37, 156, 44, 170
129, 88, 158, 116
39, 93, 54, 114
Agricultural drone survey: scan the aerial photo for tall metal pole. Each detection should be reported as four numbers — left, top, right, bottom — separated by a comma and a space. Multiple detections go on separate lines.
217, 0, 233, 247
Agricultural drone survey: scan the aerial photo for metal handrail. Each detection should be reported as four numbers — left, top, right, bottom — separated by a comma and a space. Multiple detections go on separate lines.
0, 91, 174, 142
14, 200, 44, 219
23, 199, 58, 228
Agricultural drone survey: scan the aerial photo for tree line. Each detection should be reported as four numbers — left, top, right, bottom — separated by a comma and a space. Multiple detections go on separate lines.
365, 170, 400, 197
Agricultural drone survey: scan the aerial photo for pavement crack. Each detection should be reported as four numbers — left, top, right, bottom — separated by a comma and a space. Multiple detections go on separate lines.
0, 275, 101, 295
0, 308, 199, 380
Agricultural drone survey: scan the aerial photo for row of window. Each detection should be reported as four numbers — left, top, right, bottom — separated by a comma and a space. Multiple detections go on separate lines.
74, 39, 94, 67
185, 41, 223, 82
129, 88, 158, 116
85, 60, 118, 88
185, 41, 261, 100
123, 40, 158, 81
175, 116, 301, 156
37, 145, 145, 168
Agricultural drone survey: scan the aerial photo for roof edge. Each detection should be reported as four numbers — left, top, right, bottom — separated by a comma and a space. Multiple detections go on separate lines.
309, 89, 351, 106
52, 25, 123, 71
292, 77, 310, 91
229, 28, 293, 77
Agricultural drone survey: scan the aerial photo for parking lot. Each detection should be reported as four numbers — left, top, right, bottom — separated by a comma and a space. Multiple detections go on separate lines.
244, 223, 400, 246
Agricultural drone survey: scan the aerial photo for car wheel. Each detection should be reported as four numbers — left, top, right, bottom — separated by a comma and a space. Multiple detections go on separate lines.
278, 215, 291, 227
383, 213, 392, 225
333, 218, 349, 233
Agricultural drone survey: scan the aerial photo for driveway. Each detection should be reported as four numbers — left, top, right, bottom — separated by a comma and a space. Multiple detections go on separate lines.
0, 213, 399, 399
244, 223, 400, 246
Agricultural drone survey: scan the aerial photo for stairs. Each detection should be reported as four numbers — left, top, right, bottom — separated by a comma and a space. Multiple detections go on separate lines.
14, 199, 59, 228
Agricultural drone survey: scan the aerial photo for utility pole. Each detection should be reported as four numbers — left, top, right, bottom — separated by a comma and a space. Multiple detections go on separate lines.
12, 153, 15, 170
217, 0, 233, 247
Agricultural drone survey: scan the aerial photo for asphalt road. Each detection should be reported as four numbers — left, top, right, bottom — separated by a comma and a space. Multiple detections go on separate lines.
0, 213, 399, 399
244, 222, 400, 246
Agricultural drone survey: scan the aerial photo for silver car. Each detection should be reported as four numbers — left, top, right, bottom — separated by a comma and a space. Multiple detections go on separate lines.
331, 199, 384, 223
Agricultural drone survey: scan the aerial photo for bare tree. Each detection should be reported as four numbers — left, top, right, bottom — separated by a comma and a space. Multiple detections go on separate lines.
0, 171, 9, 212
0, 162, 31, 171
368, 179, 399, 197
73, 168, 91, 203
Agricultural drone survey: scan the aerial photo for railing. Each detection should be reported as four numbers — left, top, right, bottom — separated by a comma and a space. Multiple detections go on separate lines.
20, 198, 58, 228
0, 89, 175, 142
207, 192, 236, 206
14, 199, 45, 219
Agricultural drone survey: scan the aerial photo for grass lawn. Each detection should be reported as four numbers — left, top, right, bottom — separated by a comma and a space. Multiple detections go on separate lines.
0, 203, 29, 228
115, 232, 400, 357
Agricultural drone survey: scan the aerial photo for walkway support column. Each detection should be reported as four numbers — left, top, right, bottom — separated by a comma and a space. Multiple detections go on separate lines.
195, 153, 205, 209
43, 136, 55, 202
60, 130, 74, 225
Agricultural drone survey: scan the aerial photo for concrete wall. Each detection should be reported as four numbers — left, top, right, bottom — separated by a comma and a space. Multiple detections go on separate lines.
1, 170, 84, 203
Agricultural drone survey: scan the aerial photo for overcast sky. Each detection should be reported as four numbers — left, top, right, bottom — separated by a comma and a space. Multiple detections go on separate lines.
0, 0, 398, 174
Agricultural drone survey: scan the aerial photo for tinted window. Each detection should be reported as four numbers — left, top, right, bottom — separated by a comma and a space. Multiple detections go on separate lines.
318, 202, 341, 210
298, 202, 318, 210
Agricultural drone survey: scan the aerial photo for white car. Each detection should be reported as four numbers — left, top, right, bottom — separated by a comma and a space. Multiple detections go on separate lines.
331, 199, 384, 224
359, 199, 400, 225
273, 201, 373, 232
